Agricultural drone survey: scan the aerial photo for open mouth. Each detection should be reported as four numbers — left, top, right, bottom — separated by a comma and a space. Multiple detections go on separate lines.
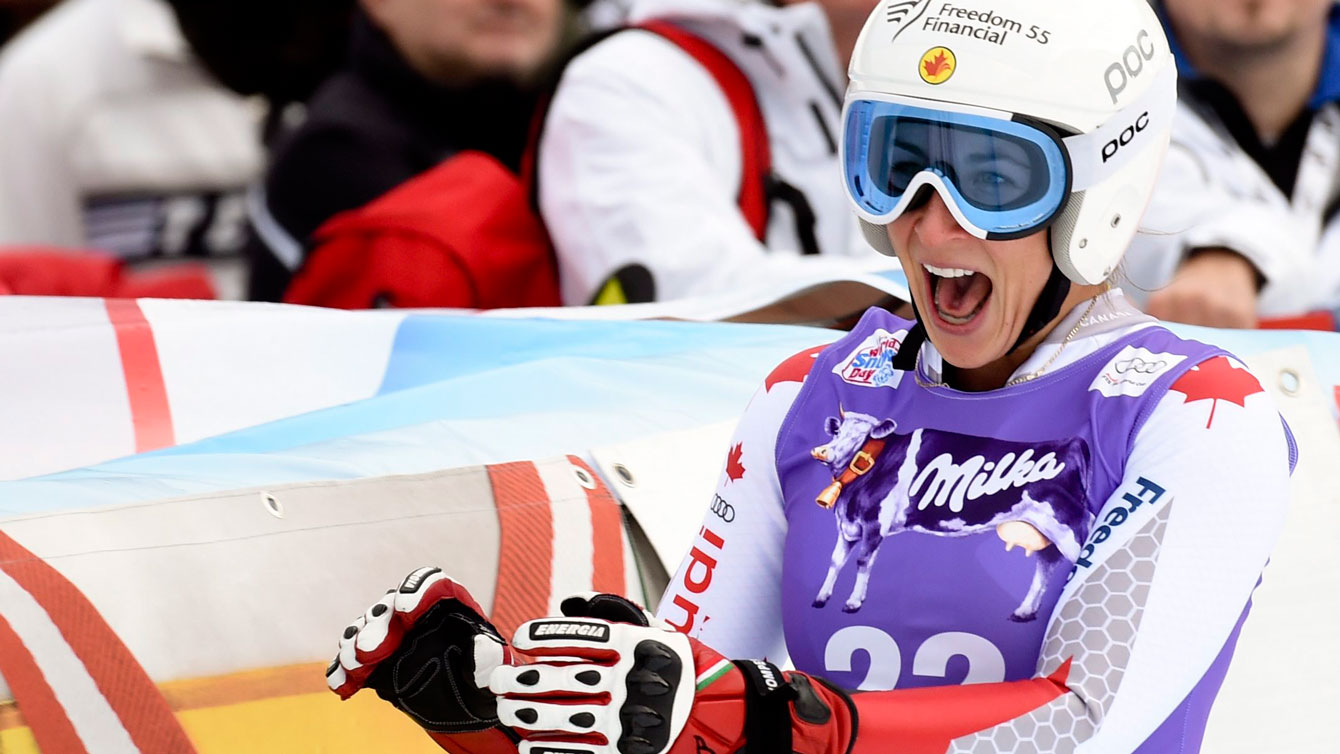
924, 263, 992, 326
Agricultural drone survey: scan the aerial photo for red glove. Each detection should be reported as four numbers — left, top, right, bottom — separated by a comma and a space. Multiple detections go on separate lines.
487, 597, 856, 754
327, 567, 520, 754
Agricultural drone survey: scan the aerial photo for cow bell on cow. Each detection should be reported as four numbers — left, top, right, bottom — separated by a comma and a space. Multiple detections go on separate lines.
812, 406, 893, 508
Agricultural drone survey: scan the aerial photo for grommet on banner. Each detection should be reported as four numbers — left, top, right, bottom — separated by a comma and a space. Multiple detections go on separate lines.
612, 463, 636, 488
572, 465, 597, 490
261, 491, 284, 519
1279, 368, 1301, 396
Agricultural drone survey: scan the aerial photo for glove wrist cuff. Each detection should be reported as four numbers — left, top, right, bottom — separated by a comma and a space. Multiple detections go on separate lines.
728, 661, 858, 754
730, 659, 797, 754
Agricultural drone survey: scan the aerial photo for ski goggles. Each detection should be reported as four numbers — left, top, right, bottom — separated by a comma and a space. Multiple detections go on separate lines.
842, 96, 1074, 238
841, 66, 1178, 239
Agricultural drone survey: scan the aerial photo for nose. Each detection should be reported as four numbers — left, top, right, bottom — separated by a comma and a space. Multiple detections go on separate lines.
909, 191, 973, 248
811, 447, 829, 461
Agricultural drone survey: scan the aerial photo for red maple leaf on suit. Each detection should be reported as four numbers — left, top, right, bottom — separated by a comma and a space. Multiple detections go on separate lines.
725, 443, 746, 482
1169, 356, 1263, 428
923, 51, 951, 78
764, 345, 826, 392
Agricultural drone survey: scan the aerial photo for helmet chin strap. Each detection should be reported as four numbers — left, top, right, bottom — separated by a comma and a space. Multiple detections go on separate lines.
1012, 262, 1072, 353
890, 305, 928, 372
890, 262, 1072, 374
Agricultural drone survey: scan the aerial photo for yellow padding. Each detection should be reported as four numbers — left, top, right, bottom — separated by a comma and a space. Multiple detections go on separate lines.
0, 661, 449, 753
1, 692, 442, 753
178, 692, 443, 752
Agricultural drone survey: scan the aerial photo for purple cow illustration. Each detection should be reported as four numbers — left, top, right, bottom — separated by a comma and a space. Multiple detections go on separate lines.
809, 409, 1092, 621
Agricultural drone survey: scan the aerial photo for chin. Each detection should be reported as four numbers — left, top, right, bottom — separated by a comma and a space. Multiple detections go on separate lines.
919, 295, 1007, 369
490, 49, 549, 76
935, 342, 1002, 372
925, 326, 1009, 372
1212, 12, 1298, 50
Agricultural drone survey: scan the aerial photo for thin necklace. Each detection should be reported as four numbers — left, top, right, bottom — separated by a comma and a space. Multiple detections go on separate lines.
913, 295, 1102, 390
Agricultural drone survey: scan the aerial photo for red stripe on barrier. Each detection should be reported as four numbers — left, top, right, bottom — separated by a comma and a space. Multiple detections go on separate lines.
105, 298, 174, 452
0, 611, 90, 754
568, 456, 626, 597
1258, 311, 1337, 331
0, 532, 197, 753
487, 462, 555, 640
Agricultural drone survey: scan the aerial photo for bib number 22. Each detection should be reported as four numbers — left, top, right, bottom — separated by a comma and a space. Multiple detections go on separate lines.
823, 626, 1006, 690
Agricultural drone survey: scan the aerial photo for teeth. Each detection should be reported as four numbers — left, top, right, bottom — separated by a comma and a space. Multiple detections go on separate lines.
923, 263, 976, 278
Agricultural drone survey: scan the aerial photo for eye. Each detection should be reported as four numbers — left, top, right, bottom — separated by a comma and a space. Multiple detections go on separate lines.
889, 161, 923, 187
969, 170, 1021, 194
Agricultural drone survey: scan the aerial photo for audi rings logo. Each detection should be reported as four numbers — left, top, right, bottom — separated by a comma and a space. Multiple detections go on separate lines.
1115, 357, 1166, 375
710, 494, 735, 523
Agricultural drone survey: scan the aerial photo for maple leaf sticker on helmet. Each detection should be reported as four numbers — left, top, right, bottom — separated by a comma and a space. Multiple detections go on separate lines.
919, 46, 956, 84
725, 443, 746, 482
1170, 356, 1263, 428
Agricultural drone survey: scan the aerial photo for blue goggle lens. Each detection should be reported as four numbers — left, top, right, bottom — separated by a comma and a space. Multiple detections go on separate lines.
844, 100, 1070, 237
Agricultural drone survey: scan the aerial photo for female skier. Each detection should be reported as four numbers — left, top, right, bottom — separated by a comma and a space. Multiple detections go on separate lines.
327, 1, 1294, 752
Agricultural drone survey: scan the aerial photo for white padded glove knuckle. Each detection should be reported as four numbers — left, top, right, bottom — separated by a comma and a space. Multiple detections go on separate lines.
355, 595, 396, 652
337, 615, 367, 670
325, 662, 347, 692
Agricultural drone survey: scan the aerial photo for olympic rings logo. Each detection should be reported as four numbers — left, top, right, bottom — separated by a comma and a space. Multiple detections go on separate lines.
1114, 357, 1166, 375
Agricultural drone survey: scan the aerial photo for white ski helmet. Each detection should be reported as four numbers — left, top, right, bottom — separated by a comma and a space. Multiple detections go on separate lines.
842, 0, 1177, 285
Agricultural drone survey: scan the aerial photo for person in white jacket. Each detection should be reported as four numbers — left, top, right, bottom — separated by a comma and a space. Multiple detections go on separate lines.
1123, 0, 1340, 328
538, 0, 888, 305
0, 0, 263, 298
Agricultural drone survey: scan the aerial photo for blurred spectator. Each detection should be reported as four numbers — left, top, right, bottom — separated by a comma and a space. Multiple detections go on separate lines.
537, 0, 883, 305
1, 0, 58, 48
246, 0, 566, 302
1125, 0, 1340, 328
165, 0, 356, 113
0, 0, 265, 299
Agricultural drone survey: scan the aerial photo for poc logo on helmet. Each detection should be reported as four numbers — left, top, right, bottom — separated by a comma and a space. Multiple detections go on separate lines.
1104, 29, 1156, 104
1102, 111, 1150, 163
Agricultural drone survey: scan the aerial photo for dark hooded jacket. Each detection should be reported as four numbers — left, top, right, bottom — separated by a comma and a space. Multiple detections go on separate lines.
246, 11, 539, 301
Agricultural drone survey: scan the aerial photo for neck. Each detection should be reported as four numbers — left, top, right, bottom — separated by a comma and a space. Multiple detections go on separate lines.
941, 284, 1107, 392
1179, 25, 1327, 143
